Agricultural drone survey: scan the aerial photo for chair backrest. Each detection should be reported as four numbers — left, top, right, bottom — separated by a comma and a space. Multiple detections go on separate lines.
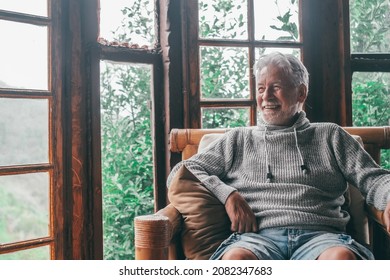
170, 126, 390, 161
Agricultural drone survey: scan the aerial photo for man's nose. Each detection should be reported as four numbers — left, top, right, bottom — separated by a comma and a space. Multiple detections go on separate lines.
262, 87, 274, 100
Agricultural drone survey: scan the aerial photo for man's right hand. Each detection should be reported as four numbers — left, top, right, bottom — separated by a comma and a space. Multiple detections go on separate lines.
225, 191, 258, 233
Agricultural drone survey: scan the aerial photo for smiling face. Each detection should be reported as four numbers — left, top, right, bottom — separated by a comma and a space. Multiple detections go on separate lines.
256, 64, 307, 126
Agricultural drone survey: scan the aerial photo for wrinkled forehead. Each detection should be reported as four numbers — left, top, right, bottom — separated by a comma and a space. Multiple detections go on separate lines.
256, 64, 294, 85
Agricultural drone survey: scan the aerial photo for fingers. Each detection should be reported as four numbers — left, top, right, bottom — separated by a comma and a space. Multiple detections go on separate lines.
231, 216, 257, 233
252, 217, 259, 232
241, 214, 258, 233
237, 218, 256, 233
225, 192, 257, 233
230, 219, 238, 232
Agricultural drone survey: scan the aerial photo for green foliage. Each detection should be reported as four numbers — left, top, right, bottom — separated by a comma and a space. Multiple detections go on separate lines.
202, 108, 249, 129
352, 74, 390, 169
199, 0, 246, 39
269, 0, 299, 41
352, 76, 389, 126
200, 47, 249, 100
100, 63, 154, 260
350, 0, 390, 52
116, 0, 154, 45
100, 0, 156, 260
0, 175, 49, 260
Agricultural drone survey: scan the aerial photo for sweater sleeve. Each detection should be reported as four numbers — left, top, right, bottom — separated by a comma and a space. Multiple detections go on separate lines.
166, 129, 241, 204
332, 125, 390, 210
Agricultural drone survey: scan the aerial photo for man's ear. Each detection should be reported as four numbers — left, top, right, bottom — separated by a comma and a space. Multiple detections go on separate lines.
297, 84, 308, 103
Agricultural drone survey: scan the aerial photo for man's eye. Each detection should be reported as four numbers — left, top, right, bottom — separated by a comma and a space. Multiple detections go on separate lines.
258, 87, 265, 93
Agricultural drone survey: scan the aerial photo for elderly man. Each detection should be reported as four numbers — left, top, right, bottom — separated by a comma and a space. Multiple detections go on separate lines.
167, 52, 390, 260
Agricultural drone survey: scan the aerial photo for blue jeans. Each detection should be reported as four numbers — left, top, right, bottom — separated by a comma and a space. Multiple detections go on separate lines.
210, 228, 374, 260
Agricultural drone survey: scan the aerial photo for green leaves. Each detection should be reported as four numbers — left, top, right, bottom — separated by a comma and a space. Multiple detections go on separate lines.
352, 77, 389, 126
115, 0, 154, 45
350, 0, 390, 52
199, 0, 247, 39
101, 62, 154, 260
200, 46, 249, 100
269, 0, 299, 41
202, 108, 249, 128
352, 73, 390, 169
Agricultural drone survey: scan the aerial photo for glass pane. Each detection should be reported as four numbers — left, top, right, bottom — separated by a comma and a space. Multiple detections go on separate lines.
0, 98, 49, 166
0, 0, 47, 17
352, 72, 390, 169
99, 0, 155, 47
0, 20, 48, 90
0, 246, 50, 260
200, 46, 249, 99
254, 48, 301, 88
199, 0, 247, 39
350, 0, 390, 53
255, 47, 301, 62
202, 107, 250, 128
352, 72, 390, 127
100, 61, 154, 260
0, 173, 50, 244
254, 0, 300, 41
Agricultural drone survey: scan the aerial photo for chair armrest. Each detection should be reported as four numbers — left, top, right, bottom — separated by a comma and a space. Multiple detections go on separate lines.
155, 203, 183, 238
134, 204, 182, 260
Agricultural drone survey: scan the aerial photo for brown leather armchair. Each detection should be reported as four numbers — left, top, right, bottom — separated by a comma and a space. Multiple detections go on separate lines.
134, 127, 390, 260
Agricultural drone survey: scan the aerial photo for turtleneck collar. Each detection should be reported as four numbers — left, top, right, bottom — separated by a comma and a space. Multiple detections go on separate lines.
257, 111, 310, 132
259, 111, 310, 182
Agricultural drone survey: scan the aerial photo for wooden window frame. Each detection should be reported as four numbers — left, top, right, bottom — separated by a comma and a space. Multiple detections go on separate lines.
53, 0, 168, 260
181, 0, 351, 128
0, 1, 63, 258
90, 45, 166, 213
85, 0, 166, 258
351, 54, 390, 72
183, 0, 304, 128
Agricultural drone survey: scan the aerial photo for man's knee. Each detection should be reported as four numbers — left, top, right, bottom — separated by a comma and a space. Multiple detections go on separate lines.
317, 246, 357, 260
221, 248, 258, 260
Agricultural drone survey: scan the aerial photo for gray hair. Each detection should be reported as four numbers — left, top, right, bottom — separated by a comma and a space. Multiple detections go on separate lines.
254, 52, 309, 90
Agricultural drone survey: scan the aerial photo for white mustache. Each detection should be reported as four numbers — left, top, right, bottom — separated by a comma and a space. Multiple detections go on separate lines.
262, 103, 280, 108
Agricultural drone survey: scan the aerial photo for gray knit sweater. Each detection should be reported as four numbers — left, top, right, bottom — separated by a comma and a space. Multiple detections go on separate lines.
167, 112, 390, 232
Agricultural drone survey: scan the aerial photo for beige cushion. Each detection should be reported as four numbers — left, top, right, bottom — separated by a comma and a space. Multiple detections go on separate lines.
168, 165, 230, 260
198, 133, 223, 152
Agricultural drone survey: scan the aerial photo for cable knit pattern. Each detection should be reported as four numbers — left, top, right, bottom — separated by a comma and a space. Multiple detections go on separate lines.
167, 112, 390, 232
